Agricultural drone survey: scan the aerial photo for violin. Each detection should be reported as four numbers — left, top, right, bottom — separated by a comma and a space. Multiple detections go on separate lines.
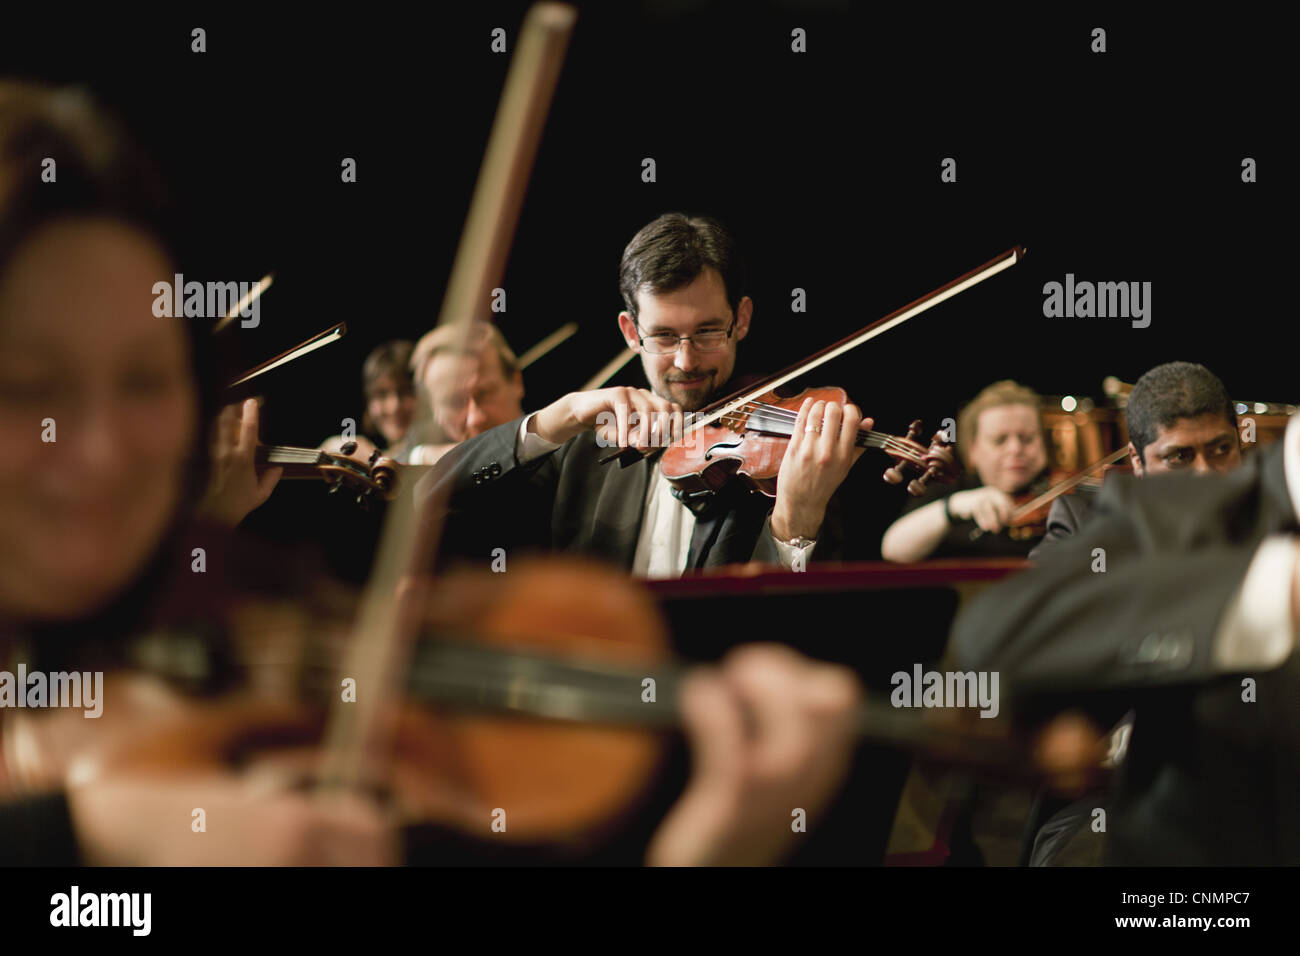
1, 559, 1107, 847
655, 385, 957, 499
993, 470, 1068, 542
969, 446, 1130, 541
0, 11, 1075, 859
255, 442, 399, 507
600, 245, 1028, 498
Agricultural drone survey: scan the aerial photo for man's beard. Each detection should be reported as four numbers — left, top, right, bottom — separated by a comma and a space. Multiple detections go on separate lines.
660, 371, 719, 411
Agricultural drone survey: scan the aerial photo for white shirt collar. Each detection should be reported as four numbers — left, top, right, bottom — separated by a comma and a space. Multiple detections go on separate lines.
1283, 412, 1300, 519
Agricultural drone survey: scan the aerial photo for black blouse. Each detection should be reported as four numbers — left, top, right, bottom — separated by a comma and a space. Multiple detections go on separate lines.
897, 470, 1049, 559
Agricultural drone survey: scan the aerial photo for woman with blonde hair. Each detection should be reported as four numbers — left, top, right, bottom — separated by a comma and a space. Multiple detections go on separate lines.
881, 380, 1050, 561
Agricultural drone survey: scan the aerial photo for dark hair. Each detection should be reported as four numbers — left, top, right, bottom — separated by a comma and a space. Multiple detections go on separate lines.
0, 82, 177, 277
361, 339, 414, 436
1126, 362, 1237, 464
363, 339, 415, 394
618, 213, 746, 320
0, 81, 212, 520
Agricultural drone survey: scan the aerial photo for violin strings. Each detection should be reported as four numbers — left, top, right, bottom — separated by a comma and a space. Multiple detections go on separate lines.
707, 402, 925, 458
207, 634, 688, 729
155, 638, 1016, 757
263, 445, 325, 462
710, 417, 916, 458
604, 401, 928, 459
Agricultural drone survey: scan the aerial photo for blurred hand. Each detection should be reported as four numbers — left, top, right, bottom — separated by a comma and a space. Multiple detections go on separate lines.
946, 486, 1016, 534
198, 398, 282, 525
68, 773, 397, 866
647, 644, 861, 866
1031, 711, 1108, 797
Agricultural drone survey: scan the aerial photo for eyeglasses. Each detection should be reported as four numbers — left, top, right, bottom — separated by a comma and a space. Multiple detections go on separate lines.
635, 318, 736, 355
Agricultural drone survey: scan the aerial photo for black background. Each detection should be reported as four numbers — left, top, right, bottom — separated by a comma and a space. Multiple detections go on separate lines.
3, 3, 1287, 574
7, 864, 1289, 940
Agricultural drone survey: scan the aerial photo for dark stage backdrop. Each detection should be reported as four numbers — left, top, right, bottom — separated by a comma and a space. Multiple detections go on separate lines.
4, 4, 1286, 578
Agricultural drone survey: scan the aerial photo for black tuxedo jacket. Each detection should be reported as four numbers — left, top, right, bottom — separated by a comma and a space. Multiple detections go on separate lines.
418, 416, 844, 572
951, 441, 1300, 864
1027, 485, 1098, 563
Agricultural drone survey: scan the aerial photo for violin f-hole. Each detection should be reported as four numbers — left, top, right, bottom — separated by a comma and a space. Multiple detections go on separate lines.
704, 435, 745, 461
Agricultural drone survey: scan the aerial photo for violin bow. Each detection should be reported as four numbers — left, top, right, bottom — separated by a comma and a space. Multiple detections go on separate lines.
314, 2, 578, 797
582, 346, 637, 390
601, 245, 1028, 465
212, 272, 274, 334
226, 321, 347, 388
1009, 446, 1130, 521
968, 446, 1130, 541
517, 321, 578, 370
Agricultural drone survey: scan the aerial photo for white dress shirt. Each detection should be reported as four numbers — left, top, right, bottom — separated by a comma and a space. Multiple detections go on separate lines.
1212, 412, 1300, 668
515, 413, 812, 577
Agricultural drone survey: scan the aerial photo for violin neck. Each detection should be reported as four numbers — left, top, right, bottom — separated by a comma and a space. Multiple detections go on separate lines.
256, 444, 332, 479
129, 627, 1037, 782
742, 405, 894, 450
855, 430, 893, 451
404, 640, 1030, 776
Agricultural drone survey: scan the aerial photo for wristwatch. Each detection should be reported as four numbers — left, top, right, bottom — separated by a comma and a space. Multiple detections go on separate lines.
783, 535, 817, 550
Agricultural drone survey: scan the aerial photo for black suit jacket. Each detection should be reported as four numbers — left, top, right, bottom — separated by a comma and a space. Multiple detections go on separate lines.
951, 441, 1300, 864
1027, 486, 1098, 563
419, 416, 844, 572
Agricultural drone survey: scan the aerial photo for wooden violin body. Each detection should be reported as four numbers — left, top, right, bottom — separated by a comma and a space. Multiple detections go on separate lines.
0, 561, 674, 845
660, 386, 957, 498
999, 470, 1068, 541
1, 560, 1107, 851
969, 448, 1131, 542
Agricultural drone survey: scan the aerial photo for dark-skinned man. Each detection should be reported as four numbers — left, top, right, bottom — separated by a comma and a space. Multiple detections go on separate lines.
1030, 361, 1243, 562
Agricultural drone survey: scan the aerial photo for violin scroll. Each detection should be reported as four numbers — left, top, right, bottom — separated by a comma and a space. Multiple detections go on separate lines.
367, 452, 399, 497
256, 444, 401, 506
881, 419, 957, 496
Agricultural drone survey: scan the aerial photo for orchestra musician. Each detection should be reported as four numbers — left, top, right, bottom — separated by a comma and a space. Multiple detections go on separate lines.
0, 80, 394, 864
881, 380, 1050, 561
319, 339, 418, 464
1016, 361, 1244, 863
0, 83, 866, 866
1029, 361, 1243, 562
403, 320, 525, 466
952, 411, 1300, 864
877, 380, 1048, 864
221, 341, 419, 525
195, 398, 284, 526
422, 213, 865, 576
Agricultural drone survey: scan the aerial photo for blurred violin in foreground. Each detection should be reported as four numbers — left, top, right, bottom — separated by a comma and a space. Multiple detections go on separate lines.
1, 560, 1108, 848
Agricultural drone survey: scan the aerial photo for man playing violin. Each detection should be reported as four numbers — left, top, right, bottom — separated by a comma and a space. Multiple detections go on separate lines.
0, 85, 877, 868
424, 212, 866, 577
403, 320, 526, 466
